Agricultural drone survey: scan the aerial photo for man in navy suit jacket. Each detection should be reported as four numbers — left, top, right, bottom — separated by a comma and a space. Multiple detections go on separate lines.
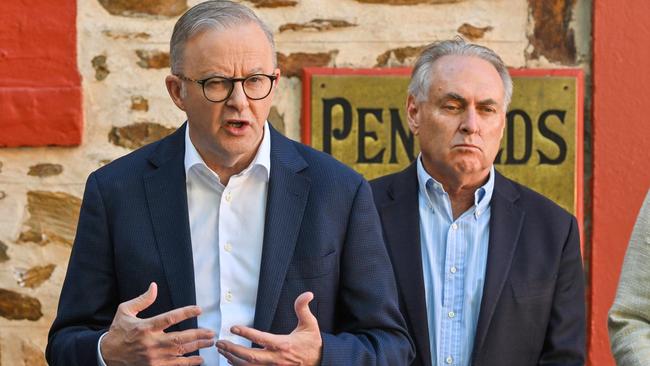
46, 2, 412, 365
371, 39, 585, 366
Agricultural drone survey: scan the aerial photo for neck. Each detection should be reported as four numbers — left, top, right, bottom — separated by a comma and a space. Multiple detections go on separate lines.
188, 130, 261, 187
422, 159, 490, 220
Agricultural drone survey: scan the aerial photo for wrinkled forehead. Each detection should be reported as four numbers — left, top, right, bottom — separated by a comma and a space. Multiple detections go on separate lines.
429, 55, 505, 101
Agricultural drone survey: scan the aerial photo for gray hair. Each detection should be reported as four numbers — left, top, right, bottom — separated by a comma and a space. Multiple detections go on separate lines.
408, 38, 513, 107
170, 0, 276, 74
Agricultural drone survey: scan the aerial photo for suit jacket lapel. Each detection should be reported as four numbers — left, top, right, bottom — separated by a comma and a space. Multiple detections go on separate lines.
472, 172, 524, 357
253, 127, 310, 332
143, 124, 197, 330
378, 163, 432, 366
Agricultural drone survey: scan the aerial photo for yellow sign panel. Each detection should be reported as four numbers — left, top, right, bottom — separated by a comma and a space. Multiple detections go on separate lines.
302, 68, 583, 220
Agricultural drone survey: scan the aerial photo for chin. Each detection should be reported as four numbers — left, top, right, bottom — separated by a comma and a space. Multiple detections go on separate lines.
454, 160, 485, 175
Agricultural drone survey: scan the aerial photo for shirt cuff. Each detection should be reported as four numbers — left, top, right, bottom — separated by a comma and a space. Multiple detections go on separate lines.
97, 331, 109, 366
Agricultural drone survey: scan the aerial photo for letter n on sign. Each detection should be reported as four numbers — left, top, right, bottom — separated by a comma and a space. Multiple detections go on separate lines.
301, 67, 584, 235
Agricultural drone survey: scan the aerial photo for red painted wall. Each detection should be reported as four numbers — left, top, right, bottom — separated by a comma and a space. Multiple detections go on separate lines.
0, 0, 82, 146
591, 1, 650, 364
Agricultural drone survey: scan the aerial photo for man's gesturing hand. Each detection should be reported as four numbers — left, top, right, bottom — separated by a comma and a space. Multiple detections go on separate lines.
101, 282, 215, 366
216, 291, 323, 366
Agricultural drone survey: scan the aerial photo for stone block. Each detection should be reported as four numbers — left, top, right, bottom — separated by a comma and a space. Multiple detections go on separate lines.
375, 45, 426, 67
27, 164, 63, 177
279, 19, 356, 32
457, 23, 493, 40
131, 95, 149, 111
98, 0, 187, 18
278, 51, 338, 78
14, 264, 56, 289
109, 122, 176, 149
136, 50, 170, 69
18, 191, 82, 247
527, 0, 576, 64
248, 0, 298, 8
92, 55, 110, 81
0, 241, 8, 262
0, 289, 42, 321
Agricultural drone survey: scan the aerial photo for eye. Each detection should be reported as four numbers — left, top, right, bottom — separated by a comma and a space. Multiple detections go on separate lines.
204, 78, 228, 88
479, 106, 497, 113
442, 104, 460, 112
247, 75, 263, 83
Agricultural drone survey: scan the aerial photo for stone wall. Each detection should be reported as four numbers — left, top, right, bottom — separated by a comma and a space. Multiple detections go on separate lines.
0, 0, 591, 364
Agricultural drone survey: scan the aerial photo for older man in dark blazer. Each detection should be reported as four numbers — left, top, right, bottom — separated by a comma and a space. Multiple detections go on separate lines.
371, 39, 585, 366
46, 2, 412, 366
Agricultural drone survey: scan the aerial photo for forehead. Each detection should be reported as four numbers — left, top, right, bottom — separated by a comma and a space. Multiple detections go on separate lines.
181, 22, 274, 75
428, 55, 504, 101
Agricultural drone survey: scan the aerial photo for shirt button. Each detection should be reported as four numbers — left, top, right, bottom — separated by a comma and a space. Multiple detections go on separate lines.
450, 266, 457, 274
224, 242, 233, 252
446, 356, 453, 364
225, 192, 232, 202
225, 291, 233, 302
448, 311, 455, 318
451, 223, 458, 230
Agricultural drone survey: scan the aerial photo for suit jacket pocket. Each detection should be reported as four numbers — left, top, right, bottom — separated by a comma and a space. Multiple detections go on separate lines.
285, 249, 337, 279
510, 277, 556, 303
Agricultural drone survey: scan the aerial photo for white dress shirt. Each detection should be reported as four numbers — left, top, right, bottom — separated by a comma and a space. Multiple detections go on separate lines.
98, 122, 270, 366
185, 122, 270, 365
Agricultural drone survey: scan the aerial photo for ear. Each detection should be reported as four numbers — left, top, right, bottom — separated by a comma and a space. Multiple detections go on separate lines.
406, 94, 420, 136
165, 75, 186, 111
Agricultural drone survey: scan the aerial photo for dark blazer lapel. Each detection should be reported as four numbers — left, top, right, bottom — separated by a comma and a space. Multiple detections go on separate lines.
472, 172, 524, 357
253, 127, 310, 332
143, 123, 197, 329
378, 163, 432, 366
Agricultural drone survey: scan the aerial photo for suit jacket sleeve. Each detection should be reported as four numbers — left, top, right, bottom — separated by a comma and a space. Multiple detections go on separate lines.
319, 180, 415, 365
538, 215, 587, 366
608, 191, 650, 366
46, 172, 117, 366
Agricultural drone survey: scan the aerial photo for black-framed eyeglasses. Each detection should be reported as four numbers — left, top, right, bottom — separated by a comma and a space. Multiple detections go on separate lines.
175, 73, 278, 103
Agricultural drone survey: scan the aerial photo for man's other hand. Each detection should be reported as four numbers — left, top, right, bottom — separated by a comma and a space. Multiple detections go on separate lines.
216, 291, 323, 366
101, 282, 215, 366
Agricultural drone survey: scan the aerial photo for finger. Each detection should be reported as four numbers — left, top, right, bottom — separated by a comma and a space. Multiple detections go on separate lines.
165, 338, 215, 356
162, 328, 216, 345
147, 305, 202, 331
161, 329, 216, 355
294, 291, 318, 330
120, 282, 157, 316
217, 340, 275, 365
230, 326, 279, 348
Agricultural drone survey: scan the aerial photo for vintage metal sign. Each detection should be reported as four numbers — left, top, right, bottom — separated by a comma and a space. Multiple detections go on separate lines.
302, 68, 583, 224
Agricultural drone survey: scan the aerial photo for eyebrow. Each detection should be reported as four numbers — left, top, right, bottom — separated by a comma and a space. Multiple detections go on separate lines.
441, 93, 499, 107
198, 67, 267, 79
442, 93, 467, 106
477, 98, 499, 106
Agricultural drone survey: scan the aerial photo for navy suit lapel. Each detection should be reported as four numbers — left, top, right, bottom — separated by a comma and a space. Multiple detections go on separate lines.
472, 172, 523, 357
253, 128, 310, 332
378, 163, 432, 366
143, 124, 197, 330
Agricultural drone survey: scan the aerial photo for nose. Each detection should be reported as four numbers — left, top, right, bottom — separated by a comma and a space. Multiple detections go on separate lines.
459, 108, 479, 134
225, 81, 249, 111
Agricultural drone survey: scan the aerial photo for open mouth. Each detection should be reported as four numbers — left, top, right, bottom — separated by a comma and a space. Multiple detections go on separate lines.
227, 120, 247, 128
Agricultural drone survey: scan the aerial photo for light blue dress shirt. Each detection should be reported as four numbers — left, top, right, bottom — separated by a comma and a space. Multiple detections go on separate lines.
416, 155, 494, 366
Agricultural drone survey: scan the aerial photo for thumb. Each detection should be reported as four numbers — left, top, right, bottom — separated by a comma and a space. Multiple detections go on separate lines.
294, 291, 318, 331
121, 282, 157, 316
